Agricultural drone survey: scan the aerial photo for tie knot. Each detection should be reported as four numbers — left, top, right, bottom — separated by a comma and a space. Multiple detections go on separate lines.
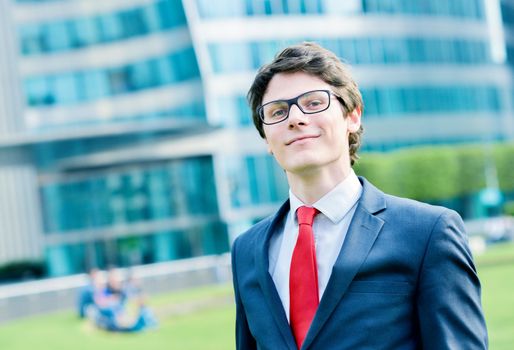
297, 206, 318, 226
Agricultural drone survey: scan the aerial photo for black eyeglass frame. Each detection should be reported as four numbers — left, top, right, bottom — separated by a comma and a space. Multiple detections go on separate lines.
257, 89, 345, 125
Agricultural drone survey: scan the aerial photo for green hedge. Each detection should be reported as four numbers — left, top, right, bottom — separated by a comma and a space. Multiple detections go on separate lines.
504, 201, 514, 216
354, 143, 514, 202
494, 144, 514, 192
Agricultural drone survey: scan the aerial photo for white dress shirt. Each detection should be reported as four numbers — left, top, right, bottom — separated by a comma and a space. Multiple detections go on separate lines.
268, 169, 362, 321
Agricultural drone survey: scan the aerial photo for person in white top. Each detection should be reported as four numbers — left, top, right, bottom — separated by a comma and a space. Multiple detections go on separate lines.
231, 42, 487, 350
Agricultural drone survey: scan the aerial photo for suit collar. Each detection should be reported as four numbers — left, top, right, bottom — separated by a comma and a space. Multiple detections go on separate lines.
302, 177, 387, 349
255, 200, 298, 350
355, 176, 387, 215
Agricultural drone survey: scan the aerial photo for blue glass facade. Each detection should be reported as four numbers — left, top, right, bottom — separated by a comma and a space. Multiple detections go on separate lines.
18, 0, 186, 55
195, 0, 484, 19
226, 154, 289, 208
362, 85, 502, 116
361, 0, 484, 18
208, 38, 490, 74
24, 47, 200, 106
41, 157, 218, 232
33, 135, 174, 169
46, 221, 228, 276
502, 1, 514, 65
16, 0, 60, 2
213, 96, 253, 127
501, 1, 514, 25
1, 0, 513, 276
8, 0, 220, 276
42, 156, 228, 275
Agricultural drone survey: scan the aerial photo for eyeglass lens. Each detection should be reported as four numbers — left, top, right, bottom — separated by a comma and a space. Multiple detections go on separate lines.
260, 90, 331, 124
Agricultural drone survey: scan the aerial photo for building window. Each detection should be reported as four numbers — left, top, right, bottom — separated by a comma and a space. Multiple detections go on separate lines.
17, 0, 188, 56
208, 38, 490, 73
24, 47, 201, 107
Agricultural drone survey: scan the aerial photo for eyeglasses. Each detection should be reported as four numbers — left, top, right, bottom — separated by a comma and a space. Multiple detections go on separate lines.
257, 89, 341, 125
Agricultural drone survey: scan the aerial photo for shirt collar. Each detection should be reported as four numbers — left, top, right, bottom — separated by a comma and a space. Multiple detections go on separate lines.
289, 169, 363, 224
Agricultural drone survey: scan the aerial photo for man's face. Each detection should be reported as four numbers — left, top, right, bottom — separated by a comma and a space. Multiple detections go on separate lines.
262, 72, 361, 178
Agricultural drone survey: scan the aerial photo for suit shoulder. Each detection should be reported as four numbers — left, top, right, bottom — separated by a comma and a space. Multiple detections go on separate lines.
383, 192, 456, 219
359, 176, 457, 221
379, 192, 464, 237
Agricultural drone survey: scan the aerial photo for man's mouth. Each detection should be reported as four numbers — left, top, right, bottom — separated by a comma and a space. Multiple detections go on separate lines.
286, 135, 319, 145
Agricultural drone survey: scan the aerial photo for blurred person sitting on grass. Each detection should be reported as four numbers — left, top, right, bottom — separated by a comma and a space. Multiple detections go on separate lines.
84, 267, 157, 332
77, 267, 100, 319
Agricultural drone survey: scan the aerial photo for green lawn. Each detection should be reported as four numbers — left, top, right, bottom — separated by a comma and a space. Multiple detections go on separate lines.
0, 283, 236, 350
0, 242, 513, 350
476, 242, 514, 350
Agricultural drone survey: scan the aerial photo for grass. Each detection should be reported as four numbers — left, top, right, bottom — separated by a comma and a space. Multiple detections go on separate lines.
0, 242, 513, 350
476, 242, 514, 350
0, 283, 236, 350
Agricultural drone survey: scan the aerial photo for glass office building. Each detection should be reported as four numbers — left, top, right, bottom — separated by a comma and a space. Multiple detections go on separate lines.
0, 0, 513, 276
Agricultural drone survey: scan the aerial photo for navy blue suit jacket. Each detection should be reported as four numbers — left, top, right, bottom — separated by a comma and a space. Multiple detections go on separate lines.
231, 177, 487, 349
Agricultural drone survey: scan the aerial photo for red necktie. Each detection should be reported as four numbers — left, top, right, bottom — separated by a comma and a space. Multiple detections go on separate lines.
290, 206, 319, 349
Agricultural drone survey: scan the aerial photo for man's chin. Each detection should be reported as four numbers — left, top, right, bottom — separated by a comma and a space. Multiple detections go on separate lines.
284, 160, 323, 175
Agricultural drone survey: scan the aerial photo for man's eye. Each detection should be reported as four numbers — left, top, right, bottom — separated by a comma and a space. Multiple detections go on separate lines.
305, 100, 323, 109
271, 109, 287, 118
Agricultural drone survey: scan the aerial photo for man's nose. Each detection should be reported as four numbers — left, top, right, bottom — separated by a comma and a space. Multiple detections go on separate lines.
288, 103, 309, 125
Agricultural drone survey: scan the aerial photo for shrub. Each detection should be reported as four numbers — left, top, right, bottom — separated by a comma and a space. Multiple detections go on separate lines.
355, 142, 512, 202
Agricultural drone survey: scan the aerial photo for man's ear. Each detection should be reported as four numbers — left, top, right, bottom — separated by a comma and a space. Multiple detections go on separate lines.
347, 107, 362, 133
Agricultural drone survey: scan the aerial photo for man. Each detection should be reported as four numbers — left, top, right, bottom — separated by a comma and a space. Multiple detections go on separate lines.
231, 42, 487, 349
77, 267, 99, 318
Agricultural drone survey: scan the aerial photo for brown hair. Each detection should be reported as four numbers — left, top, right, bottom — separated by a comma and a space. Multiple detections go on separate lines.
247, 42, 364, 165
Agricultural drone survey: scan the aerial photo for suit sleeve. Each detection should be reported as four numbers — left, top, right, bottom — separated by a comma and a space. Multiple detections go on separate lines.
231, 238, 257, 350
416, 209, 488, 349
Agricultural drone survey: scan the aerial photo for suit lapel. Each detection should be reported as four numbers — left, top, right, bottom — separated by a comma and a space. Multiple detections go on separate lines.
255, 200, 298, 350
302, 178, 386, 349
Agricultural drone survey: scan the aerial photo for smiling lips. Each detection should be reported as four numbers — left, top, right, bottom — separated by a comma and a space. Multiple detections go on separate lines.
286, 135, 319, 145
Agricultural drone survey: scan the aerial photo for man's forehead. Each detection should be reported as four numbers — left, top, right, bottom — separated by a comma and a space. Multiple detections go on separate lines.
262, 72, 330, 103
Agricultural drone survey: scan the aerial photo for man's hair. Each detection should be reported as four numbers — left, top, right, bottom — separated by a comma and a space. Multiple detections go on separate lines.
247, 42, 364, 165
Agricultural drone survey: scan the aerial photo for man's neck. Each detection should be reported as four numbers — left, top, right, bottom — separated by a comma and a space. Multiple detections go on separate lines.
287, 166, 352, 205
